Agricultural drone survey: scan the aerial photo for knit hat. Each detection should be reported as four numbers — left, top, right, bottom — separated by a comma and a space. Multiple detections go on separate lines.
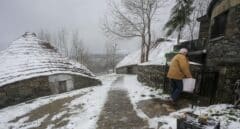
179, 48, 188, 54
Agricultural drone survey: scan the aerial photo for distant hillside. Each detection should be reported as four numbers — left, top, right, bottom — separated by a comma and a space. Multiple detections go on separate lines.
87, 53, 127, 74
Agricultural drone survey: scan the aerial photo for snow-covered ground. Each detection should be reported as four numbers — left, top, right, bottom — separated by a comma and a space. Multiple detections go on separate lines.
122, 75, 240, 129
0, 74, 239, 129
0, 74, 118, 129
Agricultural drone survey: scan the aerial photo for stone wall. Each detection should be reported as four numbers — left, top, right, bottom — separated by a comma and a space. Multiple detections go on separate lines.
116, 65, 138, 74
137, 65, 166, 89
207, 4, 240, 65
206, 37, 240, 66
225, 5, 240, 41
137, 64, 202, 90
0, 75, 101, 108
0, 76, 51, 108
73, 75, 102, 89
116, 67, 128, 74
214, 64, 240, 103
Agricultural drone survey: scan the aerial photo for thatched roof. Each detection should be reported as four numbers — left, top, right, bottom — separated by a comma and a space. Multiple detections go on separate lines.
0, 32, 95, 87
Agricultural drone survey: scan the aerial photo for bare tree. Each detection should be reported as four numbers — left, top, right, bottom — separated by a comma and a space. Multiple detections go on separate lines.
105, 41, 118, 72
103, 0, 166, 63
38, 29, 52, 42
56, 28, 69, 56
70, 30, 90, 65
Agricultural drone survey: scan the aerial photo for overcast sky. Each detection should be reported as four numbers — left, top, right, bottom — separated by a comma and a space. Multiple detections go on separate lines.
0, 0, 138, 54
0, 0, 173, 54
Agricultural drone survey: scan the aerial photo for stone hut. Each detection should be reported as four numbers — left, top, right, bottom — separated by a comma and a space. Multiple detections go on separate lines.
0, 32, 101, 108
116, 50, 140, 74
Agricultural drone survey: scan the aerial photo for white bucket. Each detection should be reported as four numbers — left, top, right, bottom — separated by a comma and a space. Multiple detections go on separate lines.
183, 78, 196, 93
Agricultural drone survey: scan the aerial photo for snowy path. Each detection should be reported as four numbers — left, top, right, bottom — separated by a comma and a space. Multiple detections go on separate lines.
96, 76, 149, 129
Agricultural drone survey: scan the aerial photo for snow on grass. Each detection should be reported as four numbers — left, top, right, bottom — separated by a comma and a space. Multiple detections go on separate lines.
192, 104, 240, 129
21, 114, 49, 129
51, 111, 68, 121
5, 114, 49, 129
122, 75, 240, 129
0, 89, 90, 127
0, 74, 118, 129
164, 104, 240, 129
148, 116, 177, 129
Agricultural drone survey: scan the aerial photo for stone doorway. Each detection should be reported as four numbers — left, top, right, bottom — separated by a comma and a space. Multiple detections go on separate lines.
49, 74, 74, 94
58, 81, 67, 93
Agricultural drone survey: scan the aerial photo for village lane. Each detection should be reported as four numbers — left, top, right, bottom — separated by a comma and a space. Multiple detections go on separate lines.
96, 76, 150, 129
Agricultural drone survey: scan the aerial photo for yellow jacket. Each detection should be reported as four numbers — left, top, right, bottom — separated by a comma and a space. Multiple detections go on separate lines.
167, 54, 192, 80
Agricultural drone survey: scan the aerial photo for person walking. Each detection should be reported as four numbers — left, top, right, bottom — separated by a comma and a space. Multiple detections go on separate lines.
167, 48, 192, 103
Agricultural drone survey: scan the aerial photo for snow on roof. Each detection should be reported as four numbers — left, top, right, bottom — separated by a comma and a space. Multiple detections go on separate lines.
0, 32, 95, 87
116, 39, 177, 68
116, 50, 141, 68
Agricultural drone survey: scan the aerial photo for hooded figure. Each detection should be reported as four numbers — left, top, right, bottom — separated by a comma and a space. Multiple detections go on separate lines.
167, 48, 192, 102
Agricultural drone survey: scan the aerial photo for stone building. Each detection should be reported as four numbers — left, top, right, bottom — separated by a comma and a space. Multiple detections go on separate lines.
0, 32, 101, 108
166, 0, 240, 104
205, 0, 240, 103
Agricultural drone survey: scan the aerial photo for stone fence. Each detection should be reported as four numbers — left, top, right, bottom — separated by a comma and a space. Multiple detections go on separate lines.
137, 65, 166, 89
116, 65, 138, 74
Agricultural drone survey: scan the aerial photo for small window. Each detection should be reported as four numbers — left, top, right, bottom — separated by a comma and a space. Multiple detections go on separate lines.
58, 81, 67, 93
210, 11, 228, 39
0, 88, 6, 96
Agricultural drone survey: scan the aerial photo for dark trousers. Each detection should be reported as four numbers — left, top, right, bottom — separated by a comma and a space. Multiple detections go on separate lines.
170, 79, 183, 101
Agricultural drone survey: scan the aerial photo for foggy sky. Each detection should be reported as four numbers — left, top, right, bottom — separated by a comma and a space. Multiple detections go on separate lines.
0, 0, 174, 54
0, 0, 140, 54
